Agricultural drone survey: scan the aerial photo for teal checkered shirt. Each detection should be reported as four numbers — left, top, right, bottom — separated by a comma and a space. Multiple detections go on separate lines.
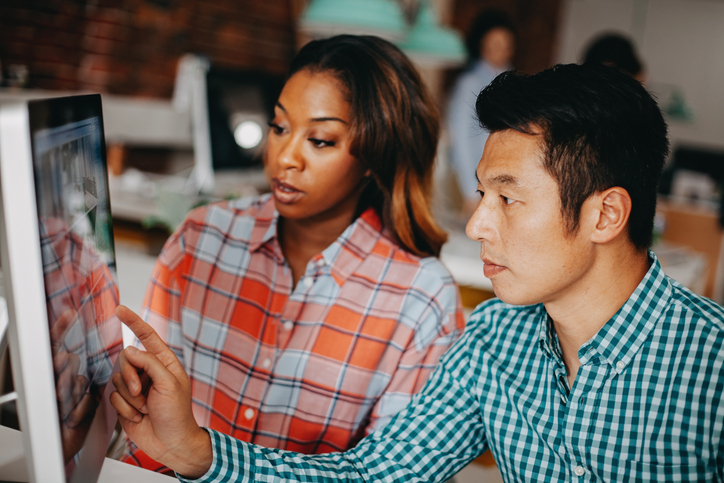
179, 253, 724, 482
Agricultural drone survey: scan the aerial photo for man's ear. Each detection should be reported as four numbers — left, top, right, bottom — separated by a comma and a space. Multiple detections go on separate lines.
589, 187, 632, 244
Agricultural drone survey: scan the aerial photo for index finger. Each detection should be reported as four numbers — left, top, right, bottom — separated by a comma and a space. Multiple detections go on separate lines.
115, 305, 180, 370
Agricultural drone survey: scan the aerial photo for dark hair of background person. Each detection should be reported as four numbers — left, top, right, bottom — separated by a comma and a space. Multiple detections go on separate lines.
284, 34, 447, 258
475, 63, 669, 250
582, 32, 643, 78
464, 9, 517, 63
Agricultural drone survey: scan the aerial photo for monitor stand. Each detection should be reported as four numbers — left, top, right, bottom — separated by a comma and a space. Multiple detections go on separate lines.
0, 425, 171, 482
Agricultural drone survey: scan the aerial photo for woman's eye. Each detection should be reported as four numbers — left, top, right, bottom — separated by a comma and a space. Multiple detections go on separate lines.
477, 190, 484, 199
267, 121, 284, 135
309, 138, 335, 148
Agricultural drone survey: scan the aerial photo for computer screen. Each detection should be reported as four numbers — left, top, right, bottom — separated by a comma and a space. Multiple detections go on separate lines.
0, 94, 122, 482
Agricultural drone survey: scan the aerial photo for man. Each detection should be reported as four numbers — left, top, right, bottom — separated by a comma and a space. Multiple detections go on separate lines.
112, 63, 724, 482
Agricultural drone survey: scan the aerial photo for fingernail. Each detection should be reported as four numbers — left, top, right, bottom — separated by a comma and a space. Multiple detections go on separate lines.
133, 413, 142, 423
141, 404, 148, 414
126, 346, 138, 355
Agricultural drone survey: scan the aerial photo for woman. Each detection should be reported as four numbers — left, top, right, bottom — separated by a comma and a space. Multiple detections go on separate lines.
446, 9, 516, 215
121, 34, 464, 472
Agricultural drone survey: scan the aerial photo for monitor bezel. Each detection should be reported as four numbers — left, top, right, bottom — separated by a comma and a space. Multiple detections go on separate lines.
0, 93, 120, 483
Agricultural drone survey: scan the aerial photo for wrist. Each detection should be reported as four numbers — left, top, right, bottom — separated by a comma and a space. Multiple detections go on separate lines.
174, 427, 213, 480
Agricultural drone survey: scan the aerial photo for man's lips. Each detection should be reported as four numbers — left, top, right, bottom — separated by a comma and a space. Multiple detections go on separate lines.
482, 258, 506, 278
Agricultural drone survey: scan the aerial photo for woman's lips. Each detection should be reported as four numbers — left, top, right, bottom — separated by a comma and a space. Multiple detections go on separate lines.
272, 178, 304, 204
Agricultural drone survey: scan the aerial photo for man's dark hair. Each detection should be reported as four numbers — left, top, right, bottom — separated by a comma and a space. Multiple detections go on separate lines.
475, 63, 669, 250
465, 9, 516, 62
582, 32, 643, 78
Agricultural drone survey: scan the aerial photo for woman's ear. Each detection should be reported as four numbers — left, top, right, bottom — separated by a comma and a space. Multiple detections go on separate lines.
589, 187, 632, 244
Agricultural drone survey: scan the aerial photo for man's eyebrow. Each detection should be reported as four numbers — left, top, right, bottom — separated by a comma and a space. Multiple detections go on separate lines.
477, 172, 521, 187
274, 102, 347, 124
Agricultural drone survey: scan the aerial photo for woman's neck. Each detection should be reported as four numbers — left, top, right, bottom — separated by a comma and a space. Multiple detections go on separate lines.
278, 211, 357, 287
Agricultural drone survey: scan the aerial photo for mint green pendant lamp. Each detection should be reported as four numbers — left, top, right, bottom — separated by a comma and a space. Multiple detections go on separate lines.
399, 2, 466, 67
299, 0, 407, 41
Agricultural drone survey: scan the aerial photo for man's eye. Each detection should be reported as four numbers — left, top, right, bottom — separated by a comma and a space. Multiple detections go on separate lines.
502, 196, 515, 205
477, 190, 484, 198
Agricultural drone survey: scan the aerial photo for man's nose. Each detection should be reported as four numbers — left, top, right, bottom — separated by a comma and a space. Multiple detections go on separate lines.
465, 198, 496, 242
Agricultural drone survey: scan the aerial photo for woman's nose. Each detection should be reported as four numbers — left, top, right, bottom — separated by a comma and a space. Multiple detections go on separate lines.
276, 135, 304, 171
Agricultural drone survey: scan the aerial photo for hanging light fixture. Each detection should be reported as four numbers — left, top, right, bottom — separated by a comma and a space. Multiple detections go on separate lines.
398, 1, 466, 68
298, 0, 407, 42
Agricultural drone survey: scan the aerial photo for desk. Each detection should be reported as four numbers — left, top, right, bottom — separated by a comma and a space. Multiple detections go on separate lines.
0, 425, 171, 482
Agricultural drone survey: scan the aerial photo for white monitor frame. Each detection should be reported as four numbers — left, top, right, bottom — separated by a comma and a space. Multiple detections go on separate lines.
0, 95, 121, 483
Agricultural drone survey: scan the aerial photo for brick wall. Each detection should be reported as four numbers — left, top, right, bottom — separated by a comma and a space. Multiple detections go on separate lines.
0, 0, 295, 98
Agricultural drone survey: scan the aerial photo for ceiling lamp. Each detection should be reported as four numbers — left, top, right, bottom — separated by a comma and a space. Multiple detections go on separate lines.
398, 2, 466, 68
299, 0, 407, 42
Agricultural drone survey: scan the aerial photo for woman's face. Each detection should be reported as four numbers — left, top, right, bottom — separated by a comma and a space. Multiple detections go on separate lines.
265, 69, 369, 225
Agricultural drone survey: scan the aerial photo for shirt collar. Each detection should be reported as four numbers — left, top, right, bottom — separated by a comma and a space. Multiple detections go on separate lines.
473, 59, 511, 77
247, 194, 280, 253
582, 251, 672, 371
248, 195, 386, 287
537, 251, 673, 372
324, 207, 385, 287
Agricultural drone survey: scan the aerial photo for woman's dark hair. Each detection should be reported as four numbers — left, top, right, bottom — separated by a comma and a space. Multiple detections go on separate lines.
285, 35, 447, 257
475, 63, 669, 250
582, 32, 643, 78
465, 9, 516, 62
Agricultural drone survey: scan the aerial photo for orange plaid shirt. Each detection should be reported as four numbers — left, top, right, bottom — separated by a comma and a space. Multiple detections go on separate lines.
122, 195, 464, 472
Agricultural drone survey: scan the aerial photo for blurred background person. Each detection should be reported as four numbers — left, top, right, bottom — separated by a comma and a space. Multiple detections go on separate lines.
445, 9, 516, 215
581, 31, 646, 84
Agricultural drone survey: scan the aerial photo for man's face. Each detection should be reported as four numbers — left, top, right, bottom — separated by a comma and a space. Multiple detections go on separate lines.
466, 129, 595, 307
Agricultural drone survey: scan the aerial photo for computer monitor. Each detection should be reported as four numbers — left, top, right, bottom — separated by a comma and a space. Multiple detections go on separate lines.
0, 94, 123, 482
206, 66, 284, 171
175, 54, 281, 195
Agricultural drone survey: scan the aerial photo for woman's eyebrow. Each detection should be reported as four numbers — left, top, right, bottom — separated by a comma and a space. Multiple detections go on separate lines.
310, 116, 347, 124
275, 101, 347, 124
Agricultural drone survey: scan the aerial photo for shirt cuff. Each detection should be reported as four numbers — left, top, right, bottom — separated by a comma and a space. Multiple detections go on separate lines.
175, 428, 245, 483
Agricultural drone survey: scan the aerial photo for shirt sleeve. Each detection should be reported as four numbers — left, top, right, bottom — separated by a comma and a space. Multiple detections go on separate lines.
178, 329, 487, 483
446, 71, 491, 201
364, 274, 466, 435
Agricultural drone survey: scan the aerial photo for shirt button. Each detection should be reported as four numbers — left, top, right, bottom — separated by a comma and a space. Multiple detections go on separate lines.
261, 358, 271, 369
574, 465, 585, 476
283, 321, 293, 331
244, 408, 255, 420
616, 360, 625, 371
304, 277, 313, 288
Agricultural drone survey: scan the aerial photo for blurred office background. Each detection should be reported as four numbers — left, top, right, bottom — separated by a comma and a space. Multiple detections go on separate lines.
2, 1, 724, 481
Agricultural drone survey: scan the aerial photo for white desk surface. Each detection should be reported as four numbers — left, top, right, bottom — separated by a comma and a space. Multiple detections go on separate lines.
0, 425, 173, 482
